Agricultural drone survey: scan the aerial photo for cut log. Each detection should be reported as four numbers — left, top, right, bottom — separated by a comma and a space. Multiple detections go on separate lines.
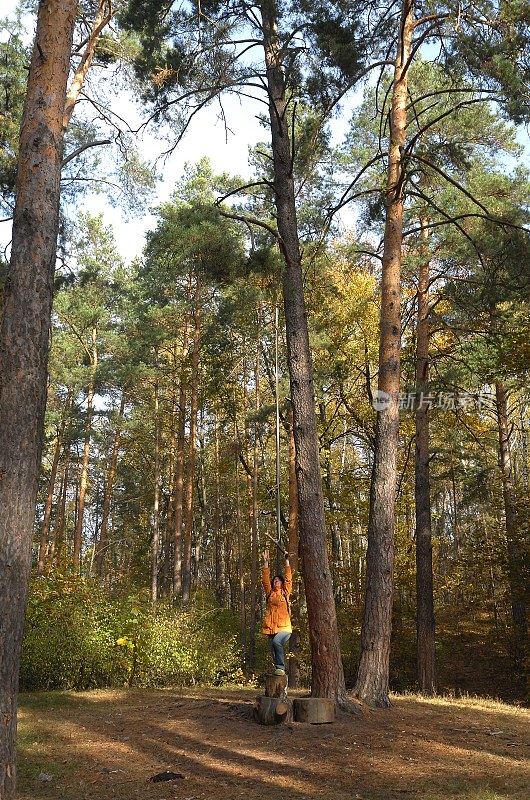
254, 695, 293, 725
293, 697, 335, 724
264, 673, 288, 698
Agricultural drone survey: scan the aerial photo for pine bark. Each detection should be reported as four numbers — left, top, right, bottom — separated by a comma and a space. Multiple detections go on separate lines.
247, 330, 260, 668
0, 3, 78, 795
73, 326, 97, 573
287, 408, 301, 687
37, 391, 72, 575
414, 224, 436, 694
50, 459, 69, 568
354, 0, 414, 707
213, 417, 227, 605
261, 0, 347, 704
62, 0, 112, 127
182, 282, 200, 604
172, 352, 187, 599
94, 391, 125, 579
151, 377, 161, 605
235, 447, 246, 649
495, 382, 528, 678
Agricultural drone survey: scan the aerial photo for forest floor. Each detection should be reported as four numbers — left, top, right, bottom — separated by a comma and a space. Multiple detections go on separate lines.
17, 687, 529, 800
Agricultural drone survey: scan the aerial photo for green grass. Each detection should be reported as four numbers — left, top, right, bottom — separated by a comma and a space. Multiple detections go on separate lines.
19, 690, 87, 711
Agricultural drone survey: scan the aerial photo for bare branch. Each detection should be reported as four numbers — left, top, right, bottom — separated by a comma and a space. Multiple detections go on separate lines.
217, 209, 280, 242
408, 153, 490, 214
214, 180, 273, 205
61, 138, 112, 168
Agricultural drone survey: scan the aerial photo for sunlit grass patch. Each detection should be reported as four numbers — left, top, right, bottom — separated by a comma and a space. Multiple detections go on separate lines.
391, 690, 527, 716
19, 690, 83, 711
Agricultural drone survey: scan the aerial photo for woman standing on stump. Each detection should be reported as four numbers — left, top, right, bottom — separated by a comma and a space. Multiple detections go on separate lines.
262, 548, 293, 675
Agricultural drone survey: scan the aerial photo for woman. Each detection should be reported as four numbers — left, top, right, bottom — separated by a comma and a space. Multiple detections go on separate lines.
261, 548, 293, 675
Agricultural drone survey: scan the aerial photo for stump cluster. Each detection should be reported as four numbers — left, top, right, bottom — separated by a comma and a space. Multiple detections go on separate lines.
254, 674, 335, 725
254, 674, 292, 725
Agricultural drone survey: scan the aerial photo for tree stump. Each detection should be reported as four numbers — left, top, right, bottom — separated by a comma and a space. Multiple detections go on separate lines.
254, 696, 293, 725
264, 673, 288, 698
293, 697, 335, 724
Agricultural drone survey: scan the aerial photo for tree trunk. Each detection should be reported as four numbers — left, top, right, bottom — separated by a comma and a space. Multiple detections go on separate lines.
319, 401, 342, 601
247, 327, 261, 669
234, 408, 246, 649
213, 417, 227, 605
195, 408, 206, 586
151, 376, 161, 605
50, 459, 70, 569
182, 281, 200, 604
0, 3, 77, 794
261, 0, 346, 705
73, 326, 97, 573
293, 697, 335, 724
287, 408, 301, 687
414, 223, 436, 695
95, 391, 125, 580
495, 381, 528, 677
37, 390, 72, 575
287, 407, 299, 575
354, 0, 414, 708
62, 0, 112, 128
172, 352, 187, 600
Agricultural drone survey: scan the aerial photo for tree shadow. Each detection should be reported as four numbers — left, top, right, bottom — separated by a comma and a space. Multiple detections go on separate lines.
17, 688, 530, 800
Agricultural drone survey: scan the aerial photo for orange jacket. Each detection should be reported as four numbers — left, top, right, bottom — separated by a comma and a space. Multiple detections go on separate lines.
261, 565, 293, 634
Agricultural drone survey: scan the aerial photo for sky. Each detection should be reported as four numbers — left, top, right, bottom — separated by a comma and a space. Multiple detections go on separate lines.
2, 2, 528, 266
0, 2, 283, 263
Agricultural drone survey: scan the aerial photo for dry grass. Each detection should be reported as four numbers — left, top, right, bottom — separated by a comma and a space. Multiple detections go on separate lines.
17, 687, 530, 800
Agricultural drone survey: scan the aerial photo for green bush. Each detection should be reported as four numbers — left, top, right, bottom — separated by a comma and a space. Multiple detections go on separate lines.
133, 606, 241, 688
20, 577, 242, 691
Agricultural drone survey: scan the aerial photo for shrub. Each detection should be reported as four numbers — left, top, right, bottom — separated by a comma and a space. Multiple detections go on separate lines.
20, 577, 241, 691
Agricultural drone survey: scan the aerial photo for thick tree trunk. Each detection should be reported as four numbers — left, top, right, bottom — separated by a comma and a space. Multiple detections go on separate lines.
95, 391, 125, 580
37, 391, 72, 575
73, 326, 97, 573
354, 0, 414, 708
261, 0, 347, 705
0, 4, 78, 794
182, 283, 200, 604
293, 697, 335, 724
495, 382, 528, 678
414, 224, 436, 695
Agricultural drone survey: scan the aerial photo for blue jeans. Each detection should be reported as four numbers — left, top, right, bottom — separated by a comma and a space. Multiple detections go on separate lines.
268, 631, 291, 670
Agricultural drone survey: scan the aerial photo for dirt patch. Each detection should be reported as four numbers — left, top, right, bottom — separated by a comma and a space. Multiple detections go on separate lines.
17, 687, 530, 800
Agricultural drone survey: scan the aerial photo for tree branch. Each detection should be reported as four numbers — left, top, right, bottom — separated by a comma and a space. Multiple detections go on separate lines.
61, 138, 112, 168
63, 0, 114, 129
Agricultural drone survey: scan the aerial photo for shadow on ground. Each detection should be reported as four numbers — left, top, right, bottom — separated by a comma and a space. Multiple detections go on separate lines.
17, 687, 530, 800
